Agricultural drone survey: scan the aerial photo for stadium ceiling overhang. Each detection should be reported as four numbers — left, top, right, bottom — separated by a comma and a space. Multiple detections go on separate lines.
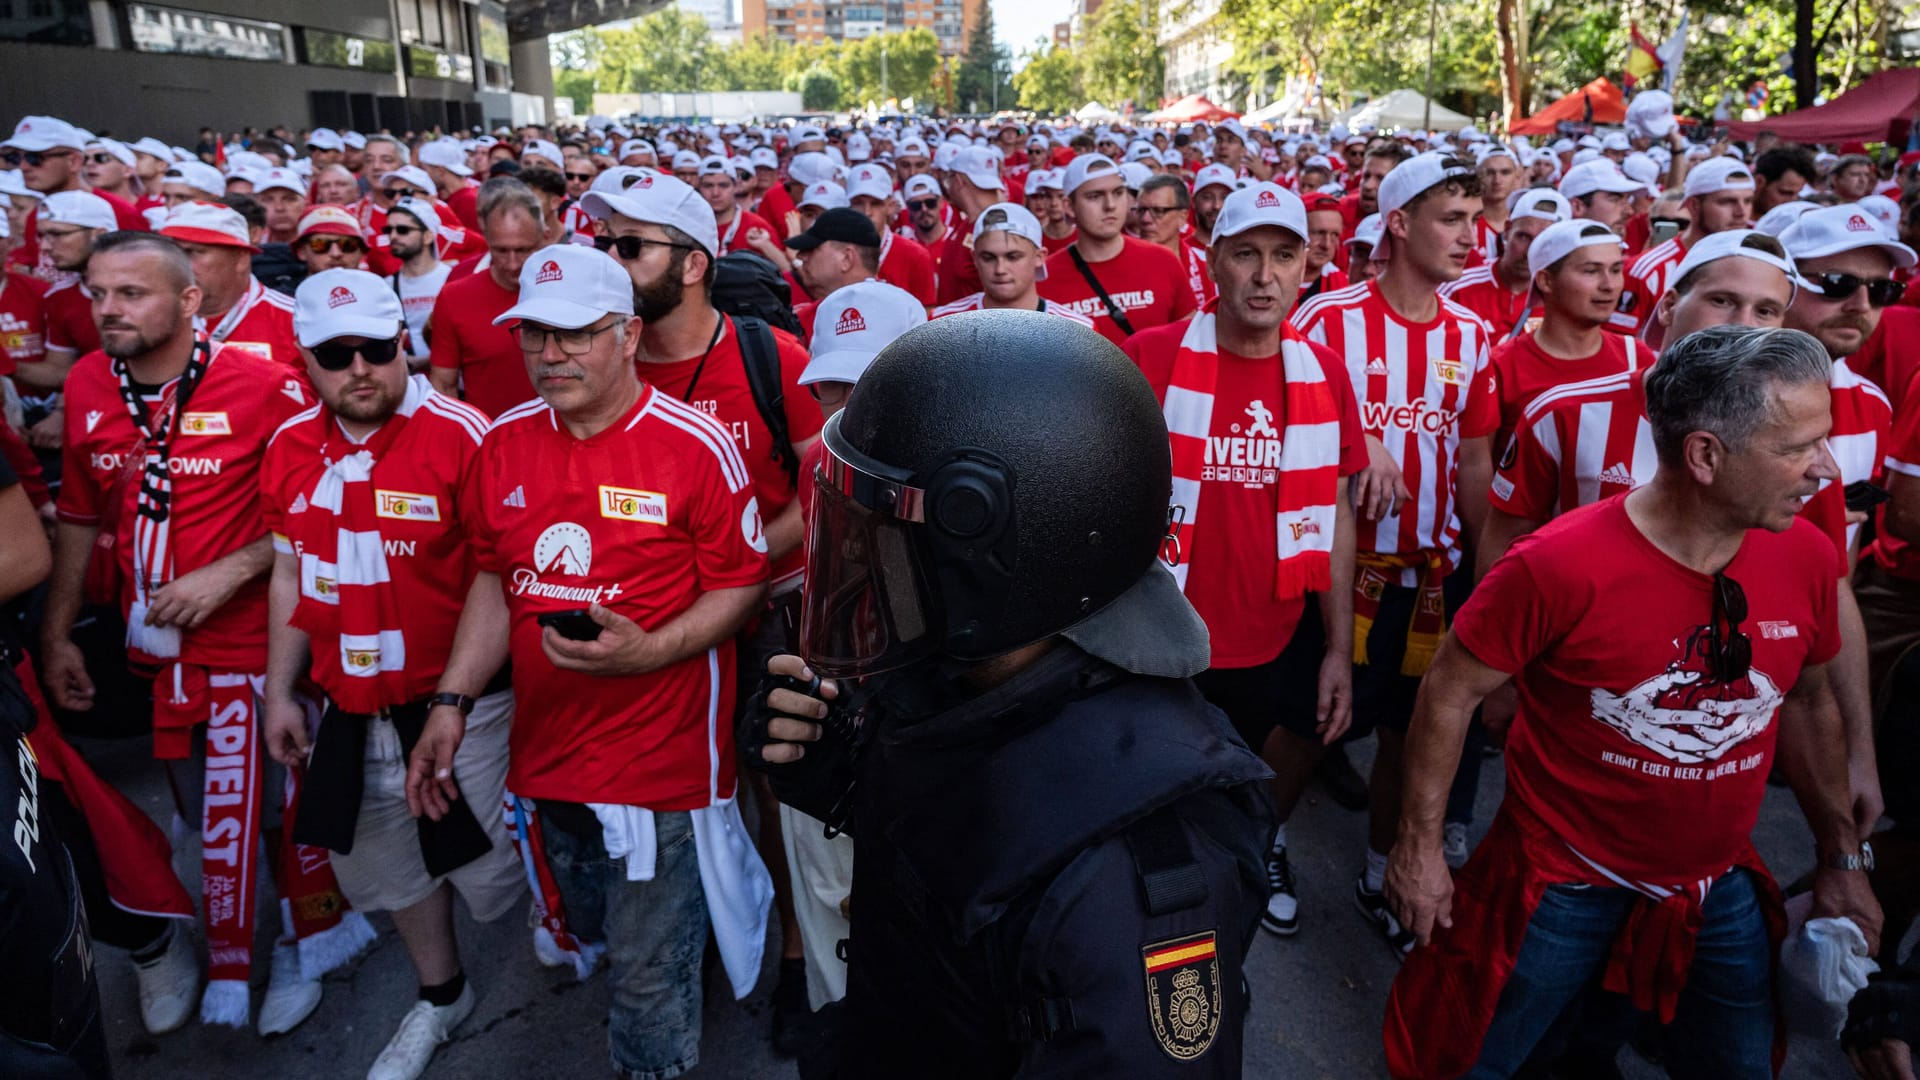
505, 0, 676, 42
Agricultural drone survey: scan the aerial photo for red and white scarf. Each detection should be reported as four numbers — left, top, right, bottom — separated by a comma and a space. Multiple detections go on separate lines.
1163, 304, 1342, 599
287, 376, 429, 713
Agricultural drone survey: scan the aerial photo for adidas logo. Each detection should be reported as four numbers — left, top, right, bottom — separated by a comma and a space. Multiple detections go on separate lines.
503, 485, 527, 508
1365, 357, 1389, 376
289, 492, 309, 514
1598, 463, 1636, 487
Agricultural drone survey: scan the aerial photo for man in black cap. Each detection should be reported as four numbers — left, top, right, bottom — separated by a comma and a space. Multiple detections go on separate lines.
743, 310, 1274, 1077
787, 206, 882, 343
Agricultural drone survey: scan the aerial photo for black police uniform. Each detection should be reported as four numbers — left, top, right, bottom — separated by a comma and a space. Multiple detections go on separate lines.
771, 641, 1273, 1077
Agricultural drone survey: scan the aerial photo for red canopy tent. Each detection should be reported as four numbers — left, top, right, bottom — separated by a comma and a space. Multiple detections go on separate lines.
1152, 94, 1240, 123
1725, 67, 1920, 144
1510, 78, 1627, 136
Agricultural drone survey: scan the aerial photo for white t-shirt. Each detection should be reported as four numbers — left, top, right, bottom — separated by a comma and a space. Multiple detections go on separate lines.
396, 262, 454, 361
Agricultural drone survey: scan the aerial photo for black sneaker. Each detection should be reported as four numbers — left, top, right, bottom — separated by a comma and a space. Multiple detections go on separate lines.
1354, 873, 1416, 959
1262, 848, 1299, 936
770, 957, 811, 1057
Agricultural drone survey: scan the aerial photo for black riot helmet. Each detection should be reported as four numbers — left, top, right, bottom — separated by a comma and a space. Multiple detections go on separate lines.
801, 309, 1183, 678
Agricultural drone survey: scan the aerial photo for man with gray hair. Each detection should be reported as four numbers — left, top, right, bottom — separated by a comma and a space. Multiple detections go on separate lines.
426, 178, 545, 416
1383, 326, 1880, 1078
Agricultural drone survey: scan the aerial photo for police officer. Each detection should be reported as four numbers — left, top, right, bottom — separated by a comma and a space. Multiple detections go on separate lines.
742, 310, 1276, 1077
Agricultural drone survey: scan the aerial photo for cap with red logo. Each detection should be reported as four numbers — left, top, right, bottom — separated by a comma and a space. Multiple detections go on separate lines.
254, 167, 307, 196
846, 163, 893, 202
296, 205, 363, 240
38, 191, 118, 232
578, 171, 721, 257
1778, 204, 1918, 268
293, 268, 405, 347
159, 200, 259, 251
1192, 163, 1239, 195
493, 243, 635, 329
1209, 182, 1308, 245
798, 181, 850, 211
3, 115, 85, 153
798, 280, 927, 387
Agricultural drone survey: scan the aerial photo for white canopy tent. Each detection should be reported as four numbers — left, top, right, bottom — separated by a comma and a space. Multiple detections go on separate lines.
1339, 89, 1473, 132
1074, 101, 1122, 123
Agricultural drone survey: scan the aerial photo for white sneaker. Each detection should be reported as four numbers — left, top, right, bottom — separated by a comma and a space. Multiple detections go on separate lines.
1443, 823, 1470, 870
258, 941, 323, 1036
133, 925, 200, 1035
367, 983, 475, 1080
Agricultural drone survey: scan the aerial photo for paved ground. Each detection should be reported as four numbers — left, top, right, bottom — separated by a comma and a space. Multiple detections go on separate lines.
78, 731, 1857, 1079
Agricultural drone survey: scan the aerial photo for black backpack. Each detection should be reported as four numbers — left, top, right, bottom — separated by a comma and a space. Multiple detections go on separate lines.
709, 251, 802, 487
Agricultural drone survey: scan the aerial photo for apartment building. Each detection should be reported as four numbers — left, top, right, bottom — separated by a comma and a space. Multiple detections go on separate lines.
739, 0, 984, 56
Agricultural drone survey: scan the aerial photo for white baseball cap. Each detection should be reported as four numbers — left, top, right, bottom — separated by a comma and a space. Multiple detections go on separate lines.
1682, 157, 1756, 199
1062, 153, 1121, 196
386, 196, 444, 238
254, 167, 306, 196
38, 190, 117, 231
379, 166, 435, 194
1779, 204, 1918, 268
792, 124, 827, 145
750, 147, 778, 171
1669, 229, 1798, 293
342, 131, 368, 150
86, 139, 136, 170
3, 115, 85, 152
521, 139, 563, 168
580, 171, 721, 257
418, 140, 473, 177
162, 160, 225, 198
129, 136, 173, 162
619, 140, 657, 162
493, 244, 635, 328
589, 166, 651, 195
798, 280, 927, 387
671, 150, 702, 171
799, 181, 849, 211
293, 268, 404, 347
1192, 163, 1238, 195
0, 171, 38, 200
903, 174, 941, 201
970, 202, 1044, 248
845, 131, 872, 162
787, 151, 838, 187
1621, 152, 1662, 196
1755, 201, 1818, 237
953, 146, 1006, 191
305, 128, 346, 153
1026, 168, 1062, 194
1858, 194, 1903, 234
1526, 219, 1625, 277
697, 154, 731, 177
1375, 153, 1476, 259
158, 200, 256, 250
1508, 187, 1573, 223
1210, 182, 1308, 245
846, 164, 892, 202
1349, 213, 1384, 251
1558, 160, 1644, 199
1600, 132, 1632, 153
897, 138, 930, 157
1625, 90, 1677, 140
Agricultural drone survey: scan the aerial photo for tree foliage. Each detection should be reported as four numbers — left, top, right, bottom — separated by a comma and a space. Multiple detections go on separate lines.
1012, 45, 1086, 114
1079, 0, 1166, 109
954, 6, 1012, 111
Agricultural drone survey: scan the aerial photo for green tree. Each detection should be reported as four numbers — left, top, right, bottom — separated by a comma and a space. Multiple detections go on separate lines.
595, 8, 714, 93
711, 32, 793, 91
954, 6, 1012, 111
555, 67, 597, 114
838, 29, 941, 106
1080, 0, 1165, 110
798, 64, 844, 110
1012, 46, 1085, 115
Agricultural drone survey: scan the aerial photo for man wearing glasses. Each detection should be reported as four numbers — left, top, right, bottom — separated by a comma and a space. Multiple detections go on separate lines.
409, 242, 771, 1080
159, 201, 301, 375
3, 116, 143, 284
1384, 325, 1880, 1080
428, 180, 545, 418
262, 268, 516, 1080
292, 206, 368, 276
1128, 172, 1215, 308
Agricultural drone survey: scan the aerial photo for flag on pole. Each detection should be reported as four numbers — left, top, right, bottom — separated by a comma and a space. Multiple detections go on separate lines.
1658, 12, 1690, 93
1625, 23, 1664, 89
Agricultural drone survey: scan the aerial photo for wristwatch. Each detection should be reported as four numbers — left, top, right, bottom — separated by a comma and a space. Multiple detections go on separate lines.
428, 691, 476, 716
1824, 841, 1875, 872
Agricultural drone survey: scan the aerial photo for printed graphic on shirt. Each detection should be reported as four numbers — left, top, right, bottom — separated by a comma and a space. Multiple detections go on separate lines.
1590, 624, 1785, 767
513, 521, 622, 604
1202, 399, 1285, 487
599, 485, 669, 525
375, 490, 442, 522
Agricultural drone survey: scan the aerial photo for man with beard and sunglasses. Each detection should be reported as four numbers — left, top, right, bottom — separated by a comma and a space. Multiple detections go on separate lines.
427, 180, 545, 417
581, 172, 826, 1050
158, 202, 301, 375
262, 269, 519, 1080
1385, 325, 1880, 1080
3, 116, 146, 283
384, 198, 454, 370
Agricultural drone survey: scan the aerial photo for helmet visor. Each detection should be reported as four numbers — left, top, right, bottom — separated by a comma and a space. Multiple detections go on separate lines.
799, 417, 939, 677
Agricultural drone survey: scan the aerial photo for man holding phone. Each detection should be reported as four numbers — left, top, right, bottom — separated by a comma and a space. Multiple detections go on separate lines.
260, 268, 520, 1080
409, 243, 772, 1080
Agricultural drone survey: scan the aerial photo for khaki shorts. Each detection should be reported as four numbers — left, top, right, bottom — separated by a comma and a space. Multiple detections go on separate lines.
329, 689, 525, 922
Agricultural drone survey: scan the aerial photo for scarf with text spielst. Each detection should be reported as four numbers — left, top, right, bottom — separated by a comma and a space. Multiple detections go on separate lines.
1162, 303, 1342, 600
1353, 549, 1448, 677
286, 377, 431, 714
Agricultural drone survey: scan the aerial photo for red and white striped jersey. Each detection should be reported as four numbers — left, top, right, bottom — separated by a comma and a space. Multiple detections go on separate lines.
1289, 278, 1499, 578
1440, 264, 1532, 342
1829, 359, 1892, 549
930, 292, 1095, 327
1472, 216, 1501, 267
1611, 237, 1687, 334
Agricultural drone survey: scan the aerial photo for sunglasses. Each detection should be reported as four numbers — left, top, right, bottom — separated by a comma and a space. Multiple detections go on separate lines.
84, 152, 121, 165
1802, 271, 1904, 308
2, 148, 71, 167
1132, 205, 1183, 218
311, 338, 401, 372
515, 322, 617, 355
1708, 572, 1753, 684
565, 171, 595, 182
304, 235, 366, 255
907, 198, 940, 211
382, 187, 417, 199
594, 234, 696, 260
382, 225, 423, 237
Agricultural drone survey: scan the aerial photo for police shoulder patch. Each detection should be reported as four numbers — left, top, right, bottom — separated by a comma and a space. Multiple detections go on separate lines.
1142, 930, 1221, 1061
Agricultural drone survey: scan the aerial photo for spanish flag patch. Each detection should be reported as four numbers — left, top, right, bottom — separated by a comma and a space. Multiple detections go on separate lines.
1141, 930, 1221, 1060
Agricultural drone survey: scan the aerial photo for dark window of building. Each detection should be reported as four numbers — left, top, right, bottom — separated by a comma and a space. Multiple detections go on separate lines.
0, 0, 91, 44
126, 3, 286, 61
301, 27, 398, 73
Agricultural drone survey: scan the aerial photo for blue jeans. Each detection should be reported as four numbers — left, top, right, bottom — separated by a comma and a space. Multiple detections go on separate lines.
540, 806, 709, 1080
1467, 868, 1773, 1079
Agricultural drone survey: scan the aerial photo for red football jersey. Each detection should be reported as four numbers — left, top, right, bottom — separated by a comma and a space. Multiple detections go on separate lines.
262, 378, 490, 704
1457, 496, 1841, 884
933, 220, 983, 307
462, 387, 769, 808
206, 280, 300, 375
1178, 240, 1217, 310
0, 272, 48, 377
1289, 279, 1499, 574
57, 346, 310, 670
1127, 323, 1369, 667
1489, 330, 1646, 438
877, 231, 936, 307
1613, 236, 1686, 335
427, 269, 529, 419
718, 209, 777, 254
1039, 237, 1201, 347
44, 279, 97, 356
1438, 265, 1530, 342
639, 317, 822, 587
